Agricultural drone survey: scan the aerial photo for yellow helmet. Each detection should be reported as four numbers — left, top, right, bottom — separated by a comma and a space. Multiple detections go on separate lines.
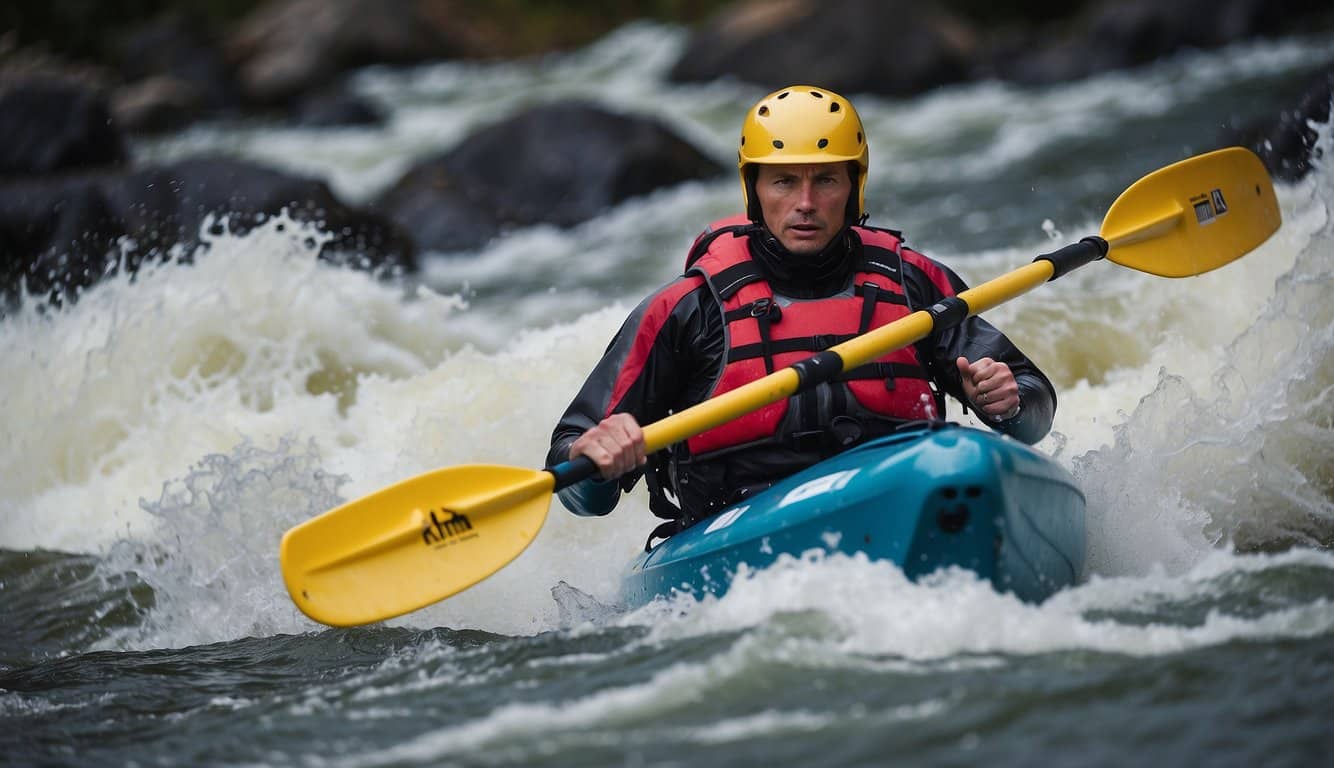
738, 85, 869, 222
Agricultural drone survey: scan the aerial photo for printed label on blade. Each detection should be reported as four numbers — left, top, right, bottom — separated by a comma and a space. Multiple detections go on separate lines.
1192, 188, 1229, 225
422, 509, 479, 548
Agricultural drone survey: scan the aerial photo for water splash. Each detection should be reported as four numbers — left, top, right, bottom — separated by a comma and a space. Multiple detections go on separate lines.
0, 212, 467, 553
99, 438, 346, 649
1074, 121, 1334, 577
620, 547, 1334, 661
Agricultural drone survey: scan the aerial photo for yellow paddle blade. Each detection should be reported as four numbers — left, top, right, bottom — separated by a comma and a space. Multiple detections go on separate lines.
1101, 146, 1280, 277
280, 465, 555, 627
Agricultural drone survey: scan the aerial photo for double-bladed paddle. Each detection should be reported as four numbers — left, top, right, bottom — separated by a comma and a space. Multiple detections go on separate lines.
280, 146, 1281, 627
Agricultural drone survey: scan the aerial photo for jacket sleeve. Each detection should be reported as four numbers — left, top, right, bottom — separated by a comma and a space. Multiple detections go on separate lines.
547, 276, 715, 516
903, 251, 1057, 444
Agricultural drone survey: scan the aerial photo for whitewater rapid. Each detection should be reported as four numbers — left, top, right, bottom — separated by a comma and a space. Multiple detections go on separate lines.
1, 24, 1330, 653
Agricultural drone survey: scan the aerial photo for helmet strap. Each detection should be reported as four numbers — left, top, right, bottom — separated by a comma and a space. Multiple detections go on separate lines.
744, 166, 762, 222
845, 163, 861, 225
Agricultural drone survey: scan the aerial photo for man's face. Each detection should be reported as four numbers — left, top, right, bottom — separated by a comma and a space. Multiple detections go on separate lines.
754, 162, 851, 256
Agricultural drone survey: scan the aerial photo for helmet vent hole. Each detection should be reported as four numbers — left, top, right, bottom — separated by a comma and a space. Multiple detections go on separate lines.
817, 138, 829, 149
811, 91, 824, 98
830, 102, 841, 113
777, 92, 789, 99
857, 132, 863, 144
772, 140, 784, 149
758, 106, 769, 116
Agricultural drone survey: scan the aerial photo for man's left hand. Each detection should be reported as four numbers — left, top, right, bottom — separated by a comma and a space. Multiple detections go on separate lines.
955, 356, 1020, 421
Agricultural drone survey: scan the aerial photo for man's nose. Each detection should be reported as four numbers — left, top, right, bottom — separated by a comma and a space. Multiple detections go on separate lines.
795, 180, 817, 211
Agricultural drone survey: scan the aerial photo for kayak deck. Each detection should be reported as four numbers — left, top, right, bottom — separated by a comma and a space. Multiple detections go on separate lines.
622, 423, 1085, 606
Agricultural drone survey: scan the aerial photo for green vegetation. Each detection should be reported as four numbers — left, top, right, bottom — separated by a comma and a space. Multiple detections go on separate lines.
2, 0, 1106, 67
0, 0, 736, 63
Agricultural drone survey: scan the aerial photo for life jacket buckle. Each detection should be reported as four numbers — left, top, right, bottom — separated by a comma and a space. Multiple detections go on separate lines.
749, 297, 781, 321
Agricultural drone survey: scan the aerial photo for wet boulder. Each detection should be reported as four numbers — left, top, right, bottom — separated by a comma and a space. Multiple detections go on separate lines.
669, 0, 978, 97
0, 78, 128, 175
1220, 66, 1334, 183
0, 177, 120, 304
1, 157, 414, 307
114, 13, 244, 115
111, 76, 206, 135
102, 158, 413, 270
373, 171, 501, 256
293, 81, 385, 128
982, 0, 1328, 85
375, 101, 726, 253
226, 0, 481, 105
672, 0, 1332, 96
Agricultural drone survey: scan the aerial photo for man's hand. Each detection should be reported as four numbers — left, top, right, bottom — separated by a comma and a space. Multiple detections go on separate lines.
568, 413, 647, 480
955, 356, 1020, 421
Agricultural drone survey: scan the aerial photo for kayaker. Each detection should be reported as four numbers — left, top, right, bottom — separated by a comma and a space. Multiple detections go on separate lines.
548, 85, 1057, 543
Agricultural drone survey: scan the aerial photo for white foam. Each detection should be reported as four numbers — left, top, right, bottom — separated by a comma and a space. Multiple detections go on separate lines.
0, 214, 467, 554
624, 548, 1334, 660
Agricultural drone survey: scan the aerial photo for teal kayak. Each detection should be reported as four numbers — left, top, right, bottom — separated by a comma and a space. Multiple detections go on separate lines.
621, 422, 1085, 606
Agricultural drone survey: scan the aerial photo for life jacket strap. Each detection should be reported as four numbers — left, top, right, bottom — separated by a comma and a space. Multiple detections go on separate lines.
727, 333, 863, 362
839, 361, 930, 389
858, 282, 879, 334
722, 298, 784, 374
853, 281, 908, 304
708, 261, 765, 300
684, 222, 760, 270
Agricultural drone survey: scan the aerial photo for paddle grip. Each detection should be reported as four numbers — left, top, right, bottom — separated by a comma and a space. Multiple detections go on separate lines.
546, 455, 600, 491
790, 350, 844, 391
1035, 236, 1108, 280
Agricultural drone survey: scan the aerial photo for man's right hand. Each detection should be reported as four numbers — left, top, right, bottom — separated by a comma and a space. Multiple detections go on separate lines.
568, 413, 647, 480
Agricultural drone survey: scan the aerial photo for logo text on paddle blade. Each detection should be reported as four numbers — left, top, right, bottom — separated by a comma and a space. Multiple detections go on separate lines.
422, 509, 478, 547
1191, 188, 1229, 225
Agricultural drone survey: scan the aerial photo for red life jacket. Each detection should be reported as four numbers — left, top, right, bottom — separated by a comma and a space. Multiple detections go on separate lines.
684, 219, 944, 456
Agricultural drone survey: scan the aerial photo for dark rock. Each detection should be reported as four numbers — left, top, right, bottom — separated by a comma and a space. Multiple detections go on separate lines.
227, 0, 478, 105
984, 0, 1330, 85
294, 83, 385, 127
671, 0, 1332, 95
1221, 67, 1334, 183
374, 169, 501, 254
0, 78, 128, 176
375, 101, 726, 253
115, 13, 244, 114
669, 0, 978, 97
106, 157, 416, 273
0, 176, 120, 303
111, 76, 205, 134
1, 156, 414, 308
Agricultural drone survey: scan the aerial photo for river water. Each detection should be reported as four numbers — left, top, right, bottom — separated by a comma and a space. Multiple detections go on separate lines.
2, 22, 1333, 767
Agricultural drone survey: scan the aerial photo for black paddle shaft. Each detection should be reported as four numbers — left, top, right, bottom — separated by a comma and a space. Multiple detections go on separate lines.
547, 455, 600, 491
1036, 236, 1109, 280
